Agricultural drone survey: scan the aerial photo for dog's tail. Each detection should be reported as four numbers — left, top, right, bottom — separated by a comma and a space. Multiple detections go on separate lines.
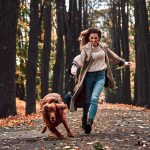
41, 126, 47, 133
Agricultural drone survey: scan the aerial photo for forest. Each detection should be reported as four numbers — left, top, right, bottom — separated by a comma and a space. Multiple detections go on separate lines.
0, 0, 150, 118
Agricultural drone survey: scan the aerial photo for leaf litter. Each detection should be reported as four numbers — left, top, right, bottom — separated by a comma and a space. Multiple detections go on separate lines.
0, 100, 150, 149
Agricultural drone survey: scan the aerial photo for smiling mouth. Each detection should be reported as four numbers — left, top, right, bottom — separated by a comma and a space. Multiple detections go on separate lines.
51, 120, 56, 123
50, 118, 56, 122
92, 42, 98, 46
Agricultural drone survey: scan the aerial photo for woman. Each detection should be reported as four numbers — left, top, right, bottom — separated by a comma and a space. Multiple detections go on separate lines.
70, 27, 131, 134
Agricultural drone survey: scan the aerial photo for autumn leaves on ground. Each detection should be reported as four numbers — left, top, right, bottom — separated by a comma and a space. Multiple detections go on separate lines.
0, 99, 150, 150
0, 99, 41, 128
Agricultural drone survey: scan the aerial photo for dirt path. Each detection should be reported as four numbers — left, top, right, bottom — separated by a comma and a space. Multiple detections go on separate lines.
0, 103, 150, 150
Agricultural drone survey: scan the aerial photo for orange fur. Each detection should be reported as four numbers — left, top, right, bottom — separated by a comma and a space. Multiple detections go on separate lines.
41, 93, 74, 138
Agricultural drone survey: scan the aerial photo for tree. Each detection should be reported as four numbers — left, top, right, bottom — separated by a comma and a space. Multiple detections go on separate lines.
63, 0, 82, 93
83, 0, 88, 28
41, 0, 52, 98
105, 0, 132, 104
120, 0, 131, 104
63, 2, 74, 93
106, 0, 122, 103
134, 0, 150, 108
26, 0, 39, 115
16, 0, 30, 100
0, 0, 20, 118
52, 0, 64, 94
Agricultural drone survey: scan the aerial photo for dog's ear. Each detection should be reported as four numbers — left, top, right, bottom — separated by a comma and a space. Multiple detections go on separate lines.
57, 103, 68, 111
42, 104, 50, 117
43, 103, 49, 112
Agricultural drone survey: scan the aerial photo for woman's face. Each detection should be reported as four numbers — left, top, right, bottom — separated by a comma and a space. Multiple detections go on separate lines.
89, 33, 100, 47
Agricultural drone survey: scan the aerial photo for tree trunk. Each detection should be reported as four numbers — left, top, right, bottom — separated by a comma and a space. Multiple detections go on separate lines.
41, 1, 51, 98
26, 0, 39, 115
63, 3, 74, 93
63, 0, 82, 93
68, 0, 80, 56
83, 0, 88, 29
52, 0, 64, 94
0, 0, 19, 118
106, 1, 122, 103
120, 0, 131, 104
134, 0, 150, 108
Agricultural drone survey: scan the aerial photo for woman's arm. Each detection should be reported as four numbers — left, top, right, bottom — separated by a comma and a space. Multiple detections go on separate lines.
71, 50, 87, 76
105, 44, 132, 68
102, 43, 125, 66
107, 48, 125, 66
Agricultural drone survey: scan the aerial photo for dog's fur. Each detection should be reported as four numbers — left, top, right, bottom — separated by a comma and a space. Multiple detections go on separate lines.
40, 93, 62, 108
40, 93, 73, 138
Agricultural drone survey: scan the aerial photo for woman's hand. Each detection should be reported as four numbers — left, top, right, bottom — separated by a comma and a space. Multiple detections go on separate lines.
116, 62, 133, 70
80, 29, 88, 36
124, 62, 132, 67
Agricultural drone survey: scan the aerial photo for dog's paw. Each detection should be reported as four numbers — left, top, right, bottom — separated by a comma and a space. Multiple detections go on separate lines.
67, 133, 74, 137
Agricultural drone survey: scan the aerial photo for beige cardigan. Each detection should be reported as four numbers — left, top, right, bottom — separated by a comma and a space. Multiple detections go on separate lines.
70, 42, 125, 112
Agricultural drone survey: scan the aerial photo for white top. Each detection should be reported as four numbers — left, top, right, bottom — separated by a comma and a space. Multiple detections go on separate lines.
88, 45, 107, 72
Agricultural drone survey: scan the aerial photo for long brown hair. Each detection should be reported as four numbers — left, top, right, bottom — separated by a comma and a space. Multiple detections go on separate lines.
79, 27, 102, 50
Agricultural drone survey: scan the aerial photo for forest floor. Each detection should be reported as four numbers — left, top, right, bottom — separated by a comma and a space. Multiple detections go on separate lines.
0, 99, 150, 150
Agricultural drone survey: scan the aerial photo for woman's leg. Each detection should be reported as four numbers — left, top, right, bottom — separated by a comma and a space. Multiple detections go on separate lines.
85, 71, 105, 134
82, 73, 94, 129
88, 71, 105, 119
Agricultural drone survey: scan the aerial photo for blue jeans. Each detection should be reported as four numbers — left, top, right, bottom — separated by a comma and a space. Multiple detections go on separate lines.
83, 70, 106, 120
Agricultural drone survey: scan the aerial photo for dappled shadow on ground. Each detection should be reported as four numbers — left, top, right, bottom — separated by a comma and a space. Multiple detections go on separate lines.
0, 102, 150, 150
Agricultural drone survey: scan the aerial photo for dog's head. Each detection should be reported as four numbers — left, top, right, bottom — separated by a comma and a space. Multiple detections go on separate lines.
43, 102, 68, 122
40, 96, 60, 110
43, 103, 57, 123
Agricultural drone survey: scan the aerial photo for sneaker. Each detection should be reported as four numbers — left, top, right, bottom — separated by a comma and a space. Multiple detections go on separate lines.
84, 118, 93, 134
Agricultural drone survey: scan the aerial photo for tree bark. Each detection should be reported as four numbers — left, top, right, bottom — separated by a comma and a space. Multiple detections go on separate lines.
52, 0, 64, 94
134, 0, 150, 108
106, 0, 122, 103
63, 3, 74, 93
0, 0, 19, 118
26, 0, 39, 115
120, 0, 131, 104
83, 0, 88, 29
41, 1, 51, 98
